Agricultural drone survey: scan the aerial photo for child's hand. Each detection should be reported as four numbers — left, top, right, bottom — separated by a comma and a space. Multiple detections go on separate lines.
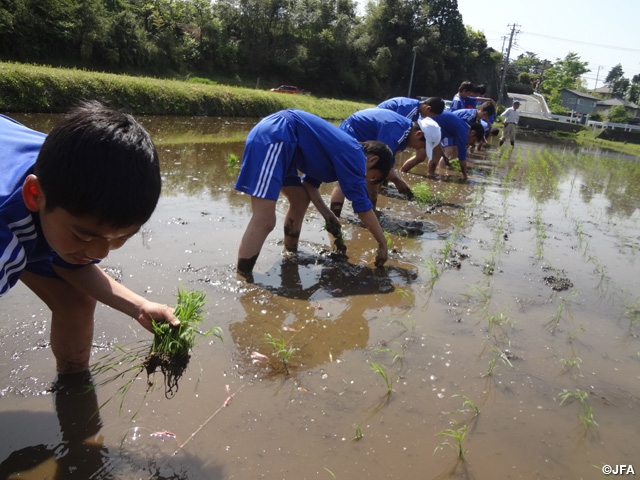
136, 301, 181, 333
375, 247, 388, 268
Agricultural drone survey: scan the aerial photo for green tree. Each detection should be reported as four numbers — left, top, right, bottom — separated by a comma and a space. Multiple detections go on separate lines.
540, 52, 589, 112
608, 105, 630, 123
605, 64, 629, 99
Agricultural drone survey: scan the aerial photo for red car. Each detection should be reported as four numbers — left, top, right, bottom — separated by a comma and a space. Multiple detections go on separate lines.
269, 85, 300, 94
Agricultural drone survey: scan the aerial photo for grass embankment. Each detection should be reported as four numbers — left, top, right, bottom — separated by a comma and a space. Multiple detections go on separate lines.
0, 62, 374, 119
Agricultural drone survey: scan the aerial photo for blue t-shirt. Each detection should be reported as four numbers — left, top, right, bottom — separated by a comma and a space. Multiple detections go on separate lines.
0, 114, 92, 296
235, 109, 373, 213
450, 94, 465, 112
452, 108, 478, 124
0, 115, 47, 295
432, 111, 470, 161
376, 97, 420, 122
339, 108, 411, 158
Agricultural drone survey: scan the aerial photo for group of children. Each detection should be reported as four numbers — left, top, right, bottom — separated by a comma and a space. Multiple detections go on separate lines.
0, 83, 500, 379
235, 81, 501, 277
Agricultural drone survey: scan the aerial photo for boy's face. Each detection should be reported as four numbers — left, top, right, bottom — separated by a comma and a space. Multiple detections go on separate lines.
467, 130, 480, 145
39, 207, 140, 265
364, 154, 386, 184
406, 131, 425, 151
365, 168, 385, 185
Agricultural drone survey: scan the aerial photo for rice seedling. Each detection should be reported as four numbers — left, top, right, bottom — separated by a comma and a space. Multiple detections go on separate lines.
449, 158, 461, 172
374, 345, 406, 364
226, 153, 240, 169
383, 230, 393, 250
323, 221, 347, 254
369, 360, 394, 394
352, 423, 363, 441
486, 311, 512, 331
411, 182, 443, 207
558, 389, 598, 429
434, 421, 468, 459
145, 287, 222, 396
560, 355, 583, 377
324, 468, 338, 479
395, 287, 414, 306
449, 394, 480, 417
264, 332, 297, 375
386, 316, 416, 333
484, 346, 513, 377
422, 255, 440, 288
91, 286, 222, 410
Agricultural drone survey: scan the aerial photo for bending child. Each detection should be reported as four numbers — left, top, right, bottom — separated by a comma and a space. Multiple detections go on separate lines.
234, 109, 393, 276
0, 101, 180, 374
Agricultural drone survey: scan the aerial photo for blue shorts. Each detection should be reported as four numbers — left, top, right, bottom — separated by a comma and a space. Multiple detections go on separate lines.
235, 114, 304, 200
441, 137, 455, 148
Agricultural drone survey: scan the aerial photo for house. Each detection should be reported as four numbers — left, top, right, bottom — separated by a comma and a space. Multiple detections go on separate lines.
592, 85, 614, 99
595, 97, 640, 120
560, 89, 599, 115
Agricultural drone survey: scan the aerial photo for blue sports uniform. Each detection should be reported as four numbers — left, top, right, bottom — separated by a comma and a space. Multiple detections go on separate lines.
234, 109, 373, 213
452, 108, 478, 124
450, 94, 465, 112
339, 108, 411, 158
464, 96, 479, 109
376, 97, 420, 122
433, 111, 471, 161
0, 115, 86, 297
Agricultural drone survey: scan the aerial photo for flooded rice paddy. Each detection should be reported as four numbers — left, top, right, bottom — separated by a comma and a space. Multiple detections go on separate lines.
1, 113, 639, 479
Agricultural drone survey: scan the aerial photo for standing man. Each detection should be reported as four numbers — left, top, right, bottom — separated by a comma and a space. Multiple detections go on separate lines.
499, 100, 520, 147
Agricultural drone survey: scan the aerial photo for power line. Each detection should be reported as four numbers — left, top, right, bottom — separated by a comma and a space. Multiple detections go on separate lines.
521, 31, 640, 53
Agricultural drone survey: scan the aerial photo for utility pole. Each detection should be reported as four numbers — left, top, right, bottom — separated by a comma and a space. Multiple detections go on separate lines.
592, 65, 601, 92
408, 47, 417, 98
498, 24, 520, 103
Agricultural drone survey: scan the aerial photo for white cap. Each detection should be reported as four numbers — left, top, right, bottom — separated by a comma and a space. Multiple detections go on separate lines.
418, 117, 441, 160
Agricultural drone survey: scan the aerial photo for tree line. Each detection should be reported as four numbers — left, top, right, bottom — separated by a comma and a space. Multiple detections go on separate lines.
0, 0, 503, 100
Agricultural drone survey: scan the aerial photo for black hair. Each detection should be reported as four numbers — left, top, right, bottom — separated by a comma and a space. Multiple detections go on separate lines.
479, 101, 496, 116
411, 122, 426, 143
34, 101, 161, 228
469, 122, 486, 141
473, 84, 487, 95
458, 81, 474, 93
421, 97, 446, 115
361, 140, 393, 182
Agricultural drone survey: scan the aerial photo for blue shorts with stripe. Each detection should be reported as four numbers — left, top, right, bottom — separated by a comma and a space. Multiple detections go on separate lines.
234, 113, 304, 201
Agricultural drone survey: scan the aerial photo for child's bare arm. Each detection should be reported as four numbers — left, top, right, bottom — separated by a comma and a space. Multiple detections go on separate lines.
52, 264, 180, 331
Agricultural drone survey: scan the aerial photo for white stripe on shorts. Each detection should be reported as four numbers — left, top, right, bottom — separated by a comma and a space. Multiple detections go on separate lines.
254, 141, 283, 198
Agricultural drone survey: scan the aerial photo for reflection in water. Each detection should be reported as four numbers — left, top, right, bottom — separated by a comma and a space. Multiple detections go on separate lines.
0, 373, 107, 479
230, 250, 418, 376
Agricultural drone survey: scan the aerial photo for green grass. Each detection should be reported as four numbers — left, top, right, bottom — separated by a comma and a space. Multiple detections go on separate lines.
0, 61, 374, 119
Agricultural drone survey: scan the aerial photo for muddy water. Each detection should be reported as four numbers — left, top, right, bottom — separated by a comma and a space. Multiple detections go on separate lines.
1, 113, 639, 479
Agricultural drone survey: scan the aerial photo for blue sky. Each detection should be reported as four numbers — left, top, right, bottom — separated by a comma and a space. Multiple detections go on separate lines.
455, 0, 640, 91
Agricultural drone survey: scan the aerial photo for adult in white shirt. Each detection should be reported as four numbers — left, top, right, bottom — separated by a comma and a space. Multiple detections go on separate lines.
499, 100, 520, 147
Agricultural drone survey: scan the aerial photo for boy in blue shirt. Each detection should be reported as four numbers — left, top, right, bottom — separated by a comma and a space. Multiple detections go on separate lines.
334, 107, 440, 215
400, 97, 485, 180
376, 97, 431, 122
0, 101, 180, 374
234, 109, 393, 276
